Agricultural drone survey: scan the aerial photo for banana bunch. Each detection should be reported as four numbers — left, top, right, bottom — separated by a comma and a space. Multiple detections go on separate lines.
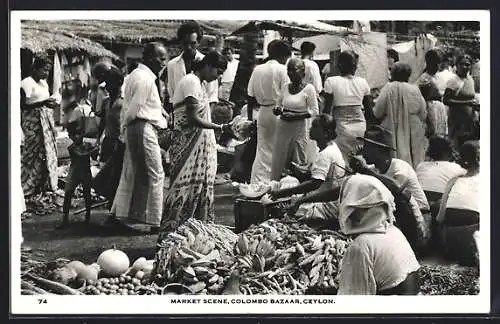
294, 234, 350, 290
180, 259, 231, 294
234, 234, 277, 273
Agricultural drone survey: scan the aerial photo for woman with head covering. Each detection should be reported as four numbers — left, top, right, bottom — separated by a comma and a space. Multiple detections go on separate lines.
443, 54, 479, 149
336, 174, 420, 295
372, 62, 428, 168
247, 39, 292, 184
270, 57, 319, 180
157, 51, 230, 243
436, 141, 480, 266
416, 49, 449, 138
20, 54, 59, 198
322, 50, 373, 163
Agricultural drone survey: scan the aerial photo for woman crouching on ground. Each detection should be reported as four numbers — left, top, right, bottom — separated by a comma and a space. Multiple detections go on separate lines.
336, 174, 420, 295
269, 113, 345, 223
436, 140, 480, 267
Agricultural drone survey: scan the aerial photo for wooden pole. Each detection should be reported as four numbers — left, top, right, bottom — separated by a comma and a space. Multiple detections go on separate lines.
229, 31, 258, 116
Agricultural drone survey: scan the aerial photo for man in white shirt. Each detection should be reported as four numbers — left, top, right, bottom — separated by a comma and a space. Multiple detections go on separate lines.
300, 41, 322, 94
351, 125, 431, 250
111, 42, 168, 232
166, 21, 218, 114
219, 47, 239, 101
247, 39, 291, 184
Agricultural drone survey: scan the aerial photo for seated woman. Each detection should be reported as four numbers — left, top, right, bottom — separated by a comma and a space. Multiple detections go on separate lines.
436, 141, 480, 267
270, 114, 345, 223
416, 136, 466, 215
336, 174, 420, 295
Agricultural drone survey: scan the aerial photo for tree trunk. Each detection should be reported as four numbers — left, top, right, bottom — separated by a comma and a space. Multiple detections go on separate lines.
229, 31, 258, 116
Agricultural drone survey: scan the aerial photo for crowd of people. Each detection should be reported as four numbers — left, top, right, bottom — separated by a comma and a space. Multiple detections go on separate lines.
19, 21, 481, 295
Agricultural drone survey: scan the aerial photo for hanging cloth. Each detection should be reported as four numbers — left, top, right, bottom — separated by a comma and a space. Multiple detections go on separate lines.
80, 56, 91, 87
52, 51, 62, 100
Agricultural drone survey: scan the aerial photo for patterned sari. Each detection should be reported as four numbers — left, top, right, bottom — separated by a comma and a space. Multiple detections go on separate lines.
158, 81, 217, 242
21, 106, 58, 197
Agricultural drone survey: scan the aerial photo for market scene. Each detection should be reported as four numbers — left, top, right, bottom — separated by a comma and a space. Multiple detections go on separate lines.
17, 19, 481, 297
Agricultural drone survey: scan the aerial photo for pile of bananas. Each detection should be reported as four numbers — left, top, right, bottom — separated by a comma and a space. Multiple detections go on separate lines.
179, 259, 232, 294
236, 219, 351, 294
153, 219, 238, 286
234, 234, 276, 273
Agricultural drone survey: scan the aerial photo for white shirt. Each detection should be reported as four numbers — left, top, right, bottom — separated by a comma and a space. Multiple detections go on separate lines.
416, 161, 466, 194
167, 50, 218, 104
338, 225, 420, 295
324, 75, 370, 107
221, 59, 239, 84
435, 68, 455, 96
123, 63, 167, 129
310, 141, 345, 185
247, 59, 289, 107
446, 175, 480, 213
21, 76, 50, 104
303, 58, 323, 94
172, 73, 208, 108
279, 83, 318, 114
384, 158, 430, 211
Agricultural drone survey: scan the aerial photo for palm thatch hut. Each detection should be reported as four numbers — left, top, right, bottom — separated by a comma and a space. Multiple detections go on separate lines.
21, 20, 248, 66
21, 22, 121, 124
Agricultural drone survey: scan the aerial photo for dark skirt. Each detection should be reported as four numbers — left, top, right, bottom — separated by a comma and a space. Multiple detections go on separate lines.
92, 141, 125, 204
441, 208, 479, 266
377, 271, 420, 295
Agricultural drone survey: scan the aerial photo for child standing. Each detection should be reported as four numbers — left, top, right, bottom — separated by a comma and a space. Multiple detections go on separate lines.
58, 86, 99, 229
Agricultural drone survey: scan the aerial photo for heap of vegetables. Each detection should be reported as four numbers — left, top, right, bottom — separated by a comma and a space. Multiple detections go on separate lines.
153, 217, 351, 295
154, 218, 239, 294
228, 219, 351, 295
21, 246, 160, 296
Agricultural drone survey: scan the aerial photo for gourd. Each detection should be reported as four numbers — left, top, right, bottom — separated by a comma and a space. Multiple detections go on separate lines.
96, 245, 130, 277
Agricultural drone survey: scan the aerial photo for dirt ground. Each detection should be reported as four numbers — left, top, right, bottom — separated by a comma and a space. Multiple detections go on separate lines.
22, 180, 237, 264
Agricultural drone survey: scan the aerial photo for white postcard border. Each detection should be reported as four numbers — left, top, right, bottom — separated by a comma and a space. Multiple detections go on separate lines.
10, 10, 491, 315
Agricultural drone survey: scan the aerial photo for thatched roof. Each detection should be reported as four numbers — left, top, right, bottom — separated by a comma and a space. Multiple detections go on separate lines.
230, 20, 349, 37
21, 20, 249, 45
21, 24, 119, 59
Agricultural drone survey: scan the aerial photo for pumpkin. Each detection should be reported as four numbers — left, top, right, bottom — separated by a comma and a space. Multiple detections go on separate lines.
96, 247, 130, 277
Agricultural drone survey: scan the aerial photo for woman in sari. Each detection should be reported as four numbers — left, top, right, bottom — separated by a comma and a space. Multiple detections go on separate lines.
322, 50, 373, 164
157, 51, 230, 244
20, 54, 59, 199
416, 49, 448, 137
373, 62, 428, 169
443, 54, 478, 149
271, 58, 318, 181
